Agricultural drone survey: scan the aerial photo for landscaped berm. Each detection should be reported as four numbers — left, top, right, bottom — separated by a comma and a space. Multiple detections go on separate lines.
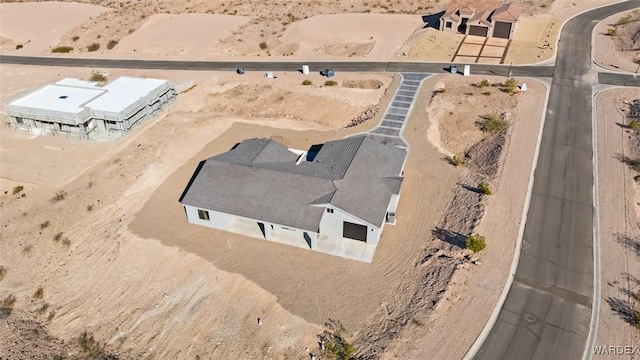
179, 135, 407, 262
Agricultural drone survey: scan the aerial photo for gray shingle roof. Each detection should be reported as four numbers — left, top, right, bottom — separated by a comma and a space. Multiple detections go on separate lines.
180, 135, 406, 230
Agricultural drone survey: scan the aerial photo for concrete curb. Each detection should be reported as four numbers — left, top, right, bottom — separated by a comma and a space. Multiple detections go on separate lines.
463, 76, 552, 360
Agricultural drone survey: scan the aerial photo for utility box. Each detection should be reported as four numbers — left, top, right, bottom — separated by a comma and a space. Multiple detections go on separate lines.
302, 65, 310, 75
236, 67, 245, 75
463, 65, 471, 76
520, 83, 527, 92
321, 68, 334, 77
450, 64, 457, 74
265, 71, 274, 78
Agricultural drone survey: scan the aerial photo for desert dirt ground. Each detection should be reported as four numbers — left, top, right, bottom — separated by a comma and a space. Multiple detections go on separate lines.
1, 0, 639, 358
594, 88, 640, 359
594, 9, 640, 73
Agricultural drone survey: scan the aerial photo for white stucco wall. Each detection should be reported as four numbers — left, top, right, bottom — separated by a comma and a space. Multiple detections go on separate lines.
317, 206, 382, 246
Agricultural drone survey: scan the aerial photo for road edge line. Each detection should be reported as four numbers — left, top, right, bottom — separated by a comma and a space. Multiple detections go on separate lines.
463, 77, 551, 360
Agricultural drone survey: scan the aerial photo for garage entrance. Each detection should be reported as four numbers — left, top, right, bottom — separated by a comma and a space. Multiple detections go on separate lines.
343, 222, 367, 242
469, 25, 488, 37
494, 22, 512, 39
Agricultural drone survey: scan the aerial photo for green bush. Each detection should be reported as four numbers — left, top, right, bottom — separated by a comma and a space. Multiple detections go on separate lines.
503, 77, 518, 93
481, 113, 508, 133
302, 79, 313, 85
319, 320, 355, 360
32, 287, 43, 299
629, 119, 639, 130
465, 234, 486, 253
477, 79, 490, 88
106, 40, 118, 49
448, 153, 465, 167
52, 46, 73, 53
607, 28, 618, 36
87, 43, 100, 52
0, 266, 6, 282
479, 182, 492, 195
324, 80, 338, 86
259, 42, 267, 50
618, 14, 632, 25
72, 36, 80, 42
12, 185, 23, 195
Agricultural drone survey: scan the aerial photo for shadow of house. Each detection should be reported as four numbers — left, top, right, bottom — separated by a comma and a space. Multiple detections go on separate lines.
422, 11, 445, 30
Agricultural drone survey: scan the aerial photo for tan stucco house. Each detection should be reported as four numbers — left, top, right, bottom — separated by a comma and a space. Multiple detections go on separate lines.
439, 0, 522, 39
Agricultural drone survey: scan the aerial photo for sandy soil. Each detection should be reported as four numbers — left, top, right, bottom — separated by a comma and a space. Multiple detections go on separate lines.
594, 9, 640, 73
594, 88, 640, 359
0, 1, 110, 54
0, 0, 613, 64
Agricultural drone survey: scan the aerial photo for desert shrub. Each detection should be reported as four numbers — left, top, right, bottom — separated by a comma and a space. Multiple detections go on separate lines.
39, 220, 50, 230
47, 310, 56, 322
482, 91, 492, 96
502, 77, 518, 93
53, 232, 63, 242
447, 153, 465, 167
72, 36, 80, 42
619, 14, 632, 25
22, 244, 33, 253
464, 92, 474, 96
50, 190, 66, 203
477, 79, 490, 88
0, 266, 6, 282
629, 119, 639, 130
437, 87, 447, 93
12, 185, 24, 195
633, 308, 640, 330
607, 28, 618, 36
465, 233, 487, 253
87, 43, 100, 52
37, 303, 49, 315
302, 79, 313, 85
87, 204, 94, 211
52, 46, 73, 53
16, 44, 23, 50
318, 320, 355, 360
0, 294, 16, 319
106, 40, 118, 49
62, 238, 71, 247
32, 287, 44, 300
481, 113, 508, 133
259, 41, 267, 50
89, 70, 107, 82
479, 182, 492, 195
324, 80, 338, 86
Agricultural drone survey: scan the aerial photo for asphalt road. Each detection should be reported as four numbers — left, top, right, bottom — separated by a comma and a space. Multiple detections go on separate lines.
474, 1, 640, 359
0, 54, 555, 77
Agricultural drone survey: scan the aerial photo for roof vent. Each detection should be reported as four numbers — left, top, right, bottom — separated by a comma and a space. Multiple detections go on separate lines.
58, 95, 68, 99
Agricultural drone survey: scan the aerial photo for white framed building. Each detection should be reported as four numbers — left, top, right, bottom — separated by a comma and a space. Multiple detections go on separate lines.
4, 76, 176, 139
179, 135, 407, 262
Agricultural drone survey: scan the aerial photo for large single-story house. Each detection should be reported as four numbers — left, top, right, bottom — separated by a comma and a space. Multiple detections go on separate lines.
439, 0, 522, 39
179, 135, 407, 262
4, 76, 175, 139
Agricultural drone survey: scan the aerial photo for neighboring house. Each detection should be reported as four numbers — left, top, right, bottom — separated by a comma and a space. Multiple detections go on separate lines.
179, 135, 407, 262
4, 76, 175, 139
439, 0, 522, 39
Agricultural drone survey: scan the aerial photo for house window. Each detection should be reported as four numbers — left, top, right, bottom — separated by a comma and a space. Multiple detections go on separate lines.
445, 21, 452, 28
326, 208, 334, 213
197, 209, 210, 220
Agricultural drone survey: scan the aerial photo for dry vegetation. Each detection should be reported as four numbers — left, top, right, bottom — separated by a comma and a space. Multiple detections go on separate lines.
606, 9, 640, 64
3, 0, 553, 57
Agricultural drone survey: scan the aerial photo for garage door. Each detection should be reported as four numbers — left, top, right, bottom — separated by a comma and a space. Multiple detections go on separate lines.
343, 222, 367, 242
469, 25, 488, 37
494, 22, 512, 39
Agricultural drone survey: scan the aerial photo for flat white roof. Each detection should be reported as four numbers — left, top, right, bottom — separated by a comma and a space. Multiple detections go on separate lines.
8, 84, 105, 114
56, 78, 99, 88
86, 76, 169, 113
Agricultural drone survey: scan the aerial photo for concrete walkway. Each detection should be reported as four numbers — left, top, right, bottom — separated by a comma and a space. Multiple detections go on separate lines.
359, 72, 431, 149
